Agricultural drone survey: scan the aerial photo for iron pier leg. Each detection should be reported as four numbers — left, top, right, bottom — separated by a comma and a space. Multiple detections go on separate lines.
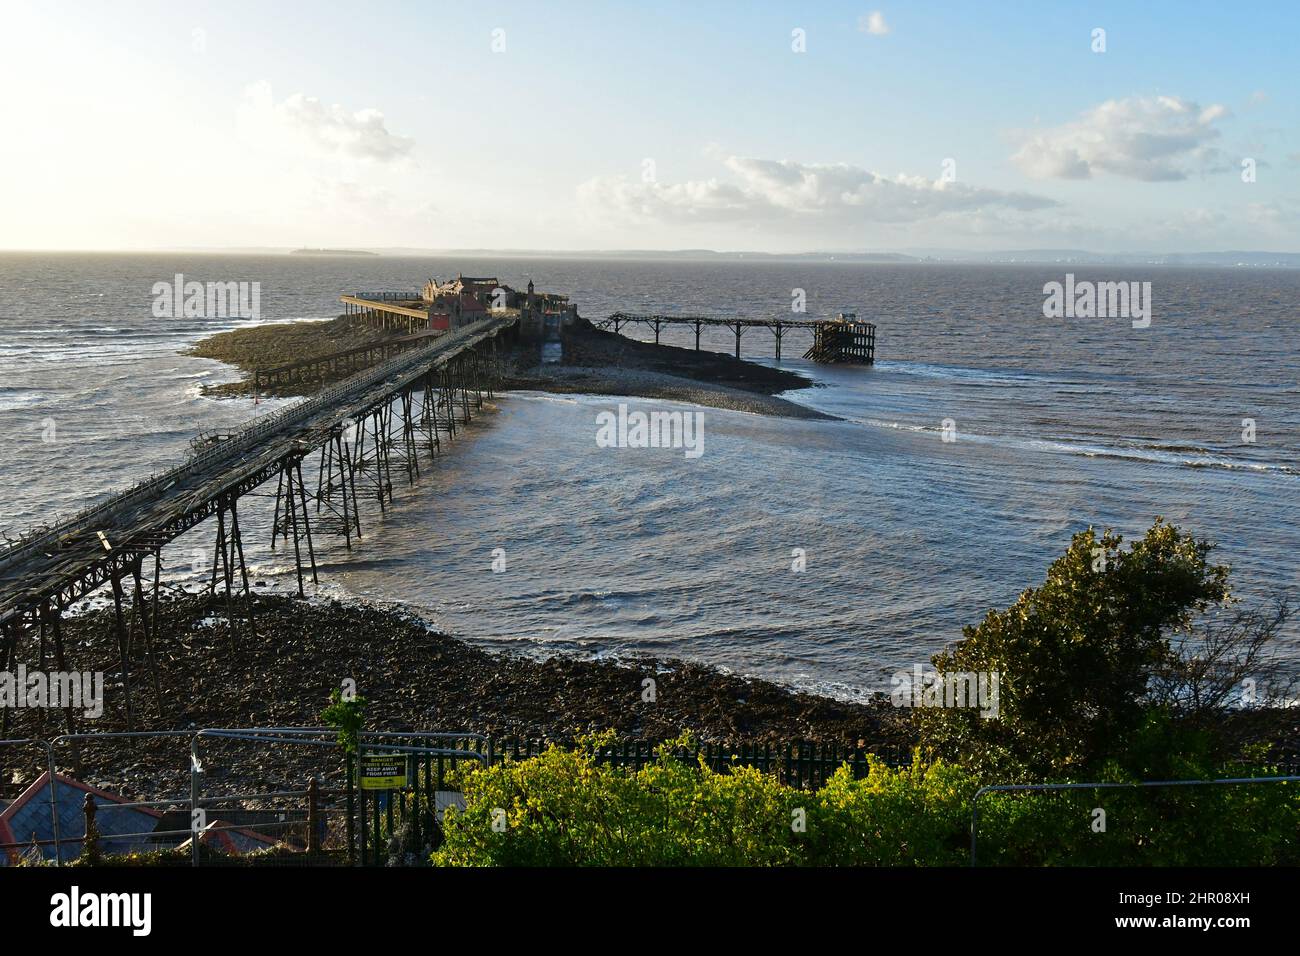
47, 604, 77, 735
210, 508, 227, 594
286, 472, 306, 597
346, 436, 362, 540
217, 502, 239, 651
229, 499, 257, 639
295, 459, 319, 586
131, 558, 165, 716
270, 468, 285, 550
458, 359, 472, 424
109, 567, 136, 731
336, 435, 354, 550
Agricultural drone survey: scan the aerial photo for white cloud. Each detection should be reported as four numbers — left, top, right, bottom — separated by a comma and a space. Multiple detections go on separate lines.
239, 81, 414, 161
858, 11, 890, 35
1012, 95, 1231, 181
1245, 199, 1300, 226
578, 155, 1057, 226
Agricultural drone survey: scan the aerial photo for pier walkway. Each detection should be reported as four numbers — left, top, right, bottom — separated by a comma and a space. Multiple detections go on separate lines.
0, 315, 516, 731
594, 312, 875, 363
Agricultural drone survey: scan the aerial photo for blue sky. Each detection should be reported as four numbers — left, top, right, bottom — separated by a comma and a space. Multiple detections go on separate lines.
2, 0, 1297, 251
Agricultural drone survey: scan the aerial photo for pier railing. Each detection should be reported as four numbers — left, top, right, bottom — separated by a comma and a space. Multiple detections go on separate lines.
597, 311, 876, 363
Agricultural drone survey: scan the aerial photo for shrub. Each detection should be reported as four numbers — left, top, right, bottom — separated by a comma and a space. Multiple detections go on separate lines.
919, 519, 1234, 777
432, 738, 1300, 867
433, 733, 805, 866
804, 756, 973, 866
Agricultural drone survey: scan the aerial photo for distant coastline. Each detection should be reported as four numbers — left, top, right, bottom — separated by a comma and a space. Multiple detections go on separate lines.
10, 247, 1293, 268
290, 248, 377, 257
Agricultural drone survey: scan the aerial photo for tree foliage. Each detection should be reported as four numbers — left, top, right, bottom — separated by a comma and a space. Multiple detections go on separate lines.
918, 519, 1234, 777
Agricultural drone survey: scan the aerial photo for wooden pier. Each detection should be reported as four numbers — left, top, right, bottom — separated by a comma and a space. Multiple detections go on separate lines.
595, 312, 875, 364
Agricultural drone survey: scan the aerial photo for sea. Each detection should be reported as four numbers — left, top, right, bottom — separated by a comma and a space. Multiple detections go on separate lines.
0, 252, 1296, 700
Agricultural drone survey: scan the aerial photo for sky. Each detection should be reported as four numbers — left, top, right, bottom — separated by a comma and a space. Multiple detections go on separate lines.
1, 0, 1297, 253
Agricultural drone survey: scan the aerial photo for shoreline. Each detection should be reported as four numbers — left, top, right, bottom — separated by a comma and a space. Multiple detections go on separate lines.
188, 314, 410, 398
512, 318, 839, 420
1, 594, 912, 798
5, 592, 1296, 801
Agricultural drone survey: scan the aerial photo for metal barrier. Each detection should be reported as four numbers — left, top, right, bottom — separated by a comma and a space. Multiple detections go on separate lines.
191, 728, 488, 866
969, 774, 1300, 866
16, 728, 1297, 867
493, 736, 908, 788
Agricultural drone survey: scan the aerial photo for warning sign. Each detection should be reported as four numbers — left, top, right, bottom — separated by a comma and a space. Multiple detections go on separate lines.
359, 753, 407, 790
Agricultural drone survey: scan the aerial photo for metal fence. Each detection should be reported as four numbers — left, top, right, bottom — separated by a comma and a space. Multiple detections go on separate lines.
15, 728, 1294, 867
493, 737, 910, 790
0, 727, 494, 867
1, 728, 909, 866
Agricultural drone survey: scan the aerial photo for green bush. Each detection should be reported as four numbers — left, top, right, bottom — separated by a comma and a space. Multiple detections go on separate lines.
433, 733, 805, 866
976, 771, 1300, 866
919, 519, 1234, 778
804, 757, 972, 865
432, 737, 1300, 866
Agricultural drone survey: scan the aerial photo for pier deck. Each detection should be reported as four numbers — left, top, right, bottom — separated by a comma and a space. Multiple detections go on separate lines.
0, 314, 516, 733
1, 315, 513, 619
594, 312, 875, 363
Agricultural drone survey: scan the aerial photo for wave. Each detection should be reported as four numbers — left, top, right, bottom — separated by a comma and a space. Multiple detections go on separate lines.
836, 413, 1298, 476
874, 359, 1059, 388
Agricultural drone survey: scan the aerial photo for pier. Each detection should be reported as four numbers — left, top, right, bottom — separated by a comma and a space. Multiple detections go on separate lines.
252, 330, 440, 391
0, 279, 873, 737
340, 294, 438, 334
0, 314, 517, 733
595, 312, 875, 363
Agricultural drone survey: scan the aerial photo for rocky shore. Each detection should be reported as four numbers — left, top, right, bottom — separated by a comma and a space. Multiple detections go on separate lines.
1, 594, 910, 800
189, 315, 408, 398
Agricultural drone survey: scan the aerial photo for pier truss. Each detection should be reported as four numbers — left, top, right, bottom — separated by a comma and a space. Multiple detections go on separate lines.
0, 316, 515, 734
595, 312, 875, 363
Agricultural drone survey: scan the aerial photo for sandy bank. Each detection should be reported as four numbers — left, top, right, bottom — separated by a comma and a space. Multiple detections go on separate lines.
187, 314, 835, 419
189, 315, 408, 398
